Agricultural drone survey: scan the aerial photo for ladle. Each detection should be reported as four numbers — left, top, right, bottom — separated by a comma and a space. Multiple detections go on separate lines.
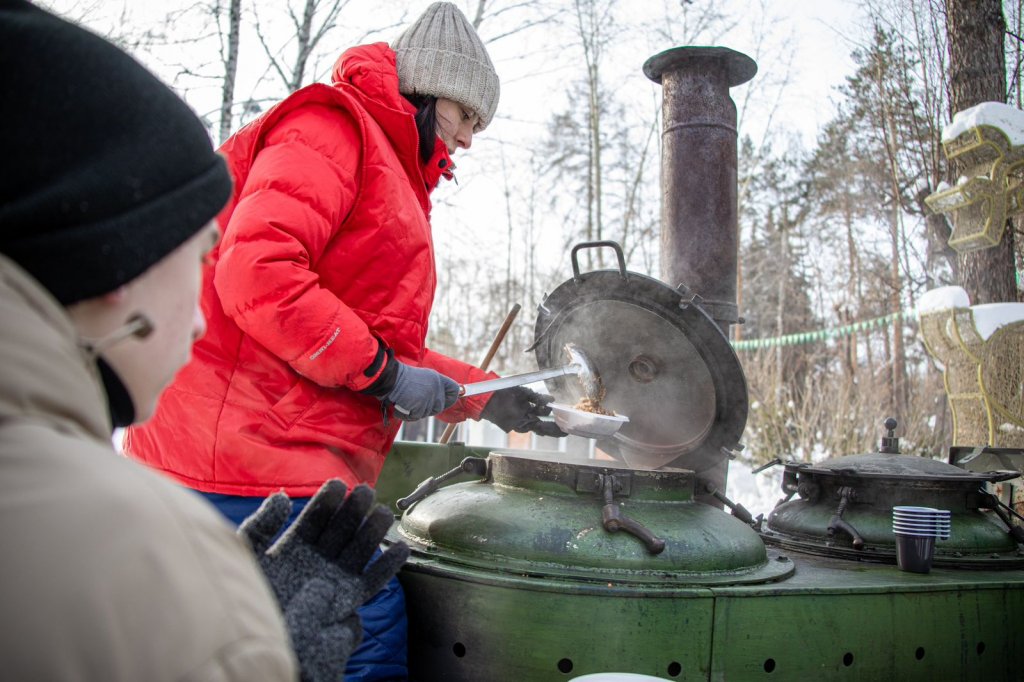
459, 343, 602, 399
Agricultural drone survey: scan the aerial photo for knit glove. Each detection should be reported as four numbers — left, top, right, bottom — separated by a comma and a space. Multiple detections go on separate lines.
363, 358, 459, 421
239, 480, 410, 682
481, 386, 567, 438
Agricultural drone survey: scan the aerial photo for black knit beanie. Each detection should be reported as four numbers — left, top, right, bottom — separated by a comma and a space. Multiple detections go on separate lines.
0, 0, 232, 305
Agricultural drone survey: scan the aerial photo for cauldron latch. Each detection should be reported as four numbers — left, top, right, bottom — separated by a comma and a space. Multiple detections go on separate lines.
703, 481, 763, 530
396, 456, 488, 511
979, 490, 1024, 545
827, 486, 865, 550
599, 474, 666, 555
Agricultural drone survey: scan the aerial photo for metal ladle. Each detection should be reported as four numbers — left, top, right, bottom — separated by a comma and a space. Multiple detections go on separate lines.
460, 344, 628, 439
459, 343, 602, 399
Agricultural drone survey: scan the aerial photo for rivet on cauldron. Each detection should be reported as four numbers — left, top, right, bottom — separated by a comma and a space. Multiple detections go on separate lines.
627, 354, 659, 383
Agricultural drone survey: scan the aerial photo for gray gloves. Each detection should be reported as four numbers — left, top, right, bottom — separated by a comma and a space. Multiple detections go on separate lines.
239, 480, 410, 682
358, 340, 459, 421
387, 361, 460, 420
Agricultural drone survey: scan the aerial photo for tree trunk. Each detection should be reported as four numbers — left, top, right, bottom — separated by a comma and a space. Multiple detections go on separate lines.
946, 0, 1021, 303
889, 206, 908, 420
843, 196, 858, 378
290, 0, 317, 92
588, 60, 603, 266
218, 0, 242, 144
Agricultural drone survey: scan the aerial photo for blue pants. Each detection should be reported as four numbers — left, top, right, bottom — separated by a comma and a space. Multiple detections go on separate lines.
200, 492, 409, 682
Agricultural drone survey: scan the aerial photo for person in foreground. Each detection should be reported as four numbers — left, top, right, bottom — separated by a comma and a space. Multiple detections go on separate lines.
124, 3, 563, 678
0, 1, 407, 680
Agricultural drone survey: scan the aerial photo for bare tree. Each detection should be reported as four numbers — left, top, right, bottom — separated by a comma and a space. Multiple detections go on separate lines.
218, 0, 242, 143
252, 0, 349, 92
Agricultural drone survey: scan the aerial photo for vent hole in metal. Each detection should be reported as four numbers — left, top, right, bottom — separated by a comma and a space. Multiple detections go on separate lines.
667, 661, 682, 676
977, 642, 986, 655
557, 658, 574, 674
763, 658, 776, 673
628, 354, 659, 383
843, 652, 853, 667
452, 642, 466, 658
915, 647, 926, 660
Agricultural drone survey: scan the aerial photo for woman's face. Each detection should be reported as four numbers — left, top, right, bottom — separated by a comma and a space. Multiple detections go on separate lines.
435, 98, 479, 154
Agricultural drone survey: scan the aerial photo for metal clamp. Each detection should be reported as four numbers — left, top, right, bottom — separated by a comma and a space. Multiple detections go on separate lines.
979, 490, 1024, 544
396, 457, 488, 511
705, 481, 763, 530
827, 486, 865, 550
599, 474, 665, 555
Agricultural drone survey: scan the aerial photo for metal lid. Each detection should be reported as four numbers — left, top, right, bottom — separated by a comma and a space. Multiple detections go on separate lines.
790, 452, 1017, 482
532, 242, 747, 469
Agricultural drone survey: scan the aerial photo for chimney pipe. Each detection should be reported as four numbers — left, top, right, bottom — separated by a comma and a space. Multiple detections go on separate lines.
643, 47, 756, 505
644, 47, 757, 332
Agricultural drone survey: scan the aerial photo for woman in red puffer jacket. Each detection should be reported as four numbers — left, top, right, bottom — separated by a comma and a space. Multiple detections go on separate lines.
124, 3, 563, 680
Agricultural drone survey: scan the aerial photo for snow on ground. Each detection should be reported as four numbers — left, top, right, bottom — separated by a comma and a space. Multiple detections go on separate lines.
969, 302, 1024, 340
942, 102, 1024, 145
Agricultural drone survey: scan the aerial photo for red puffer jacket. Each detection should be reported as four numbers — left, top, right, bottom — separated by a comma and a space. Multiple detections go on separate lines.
124, 43, 496, 497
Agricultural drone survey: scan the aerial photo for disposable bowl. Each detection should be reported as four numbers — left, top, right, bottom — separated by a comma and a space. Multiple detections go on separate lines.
550, 403, 629, 439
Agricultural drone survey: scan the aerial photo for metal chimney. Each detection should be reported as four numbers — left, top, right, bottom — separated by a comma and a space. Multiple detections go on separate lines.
643, 47, 757, 331
643, 47, 756, 504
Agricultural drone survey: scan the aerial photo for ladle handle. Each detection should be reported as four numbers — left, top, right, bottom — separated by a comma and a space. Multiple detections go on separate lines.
571, 241, 627, 281
459, 364, 579, 397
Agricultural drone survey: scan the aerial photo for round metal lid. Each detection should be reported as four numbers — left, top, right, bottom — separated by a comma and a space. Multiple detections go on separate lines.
532, 242, 747, 468
791, 452, 1017, 482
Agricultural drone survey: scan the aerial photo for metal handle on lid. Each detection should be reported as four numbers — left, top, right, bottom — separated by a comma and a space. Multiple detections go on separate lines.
570, 240, 628, 282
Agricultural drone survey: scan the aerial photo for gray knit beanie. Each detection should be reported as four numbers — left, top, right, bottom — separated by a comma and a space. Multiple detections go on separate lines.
391, 2, 499, 131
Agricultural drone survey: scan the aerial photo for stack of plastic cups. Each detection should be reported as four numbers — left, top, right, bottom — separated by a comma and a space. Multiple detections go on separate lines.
892, 506, 951, 573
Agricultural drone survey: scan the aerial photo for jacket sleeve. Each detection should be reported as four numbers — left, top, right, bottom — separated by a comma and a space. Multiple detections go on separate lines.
419, 347, 498, 421
214, 104, 381, 391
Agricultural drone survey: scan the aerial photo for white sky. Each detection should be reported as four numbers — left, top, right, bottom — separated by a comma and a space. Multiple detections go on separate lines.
47, 0, 880, 322
49, 0, 864, 163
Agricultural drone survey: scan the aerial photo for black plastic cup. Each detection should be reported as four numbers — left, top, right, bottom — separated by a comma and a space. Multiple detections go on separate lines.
895, 533, 937, 573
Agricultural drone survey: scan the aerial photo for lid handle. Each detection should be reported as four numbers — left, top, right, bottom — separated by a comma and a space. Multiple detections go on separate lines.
879, 417, 900, 454
571, 241, 628, 282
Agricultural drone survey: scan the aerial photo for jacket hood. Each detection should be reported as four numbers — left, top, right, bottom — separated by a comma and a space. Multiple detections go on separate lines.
331, 43, 410, 115
0, 254, 110, 441
331, 42, 454, 190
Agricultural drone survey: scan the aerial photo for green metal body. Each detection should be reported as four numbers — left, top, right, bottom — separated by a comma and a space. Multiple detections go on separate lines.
380, 442, 1024, 681
400, 555, 1023, 681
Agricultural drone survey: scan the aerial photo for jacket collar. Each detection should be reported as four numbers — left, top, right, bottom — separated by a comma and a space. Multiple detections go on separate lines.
0, 254, 111, 441
331, 43, 455, 197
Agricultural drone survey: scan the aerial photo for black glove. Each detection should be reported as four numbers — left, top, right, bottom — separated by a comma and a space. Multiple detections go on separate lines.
239, 480, 410, 682
361, 349, 459, 421
481, 386, 566, 437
